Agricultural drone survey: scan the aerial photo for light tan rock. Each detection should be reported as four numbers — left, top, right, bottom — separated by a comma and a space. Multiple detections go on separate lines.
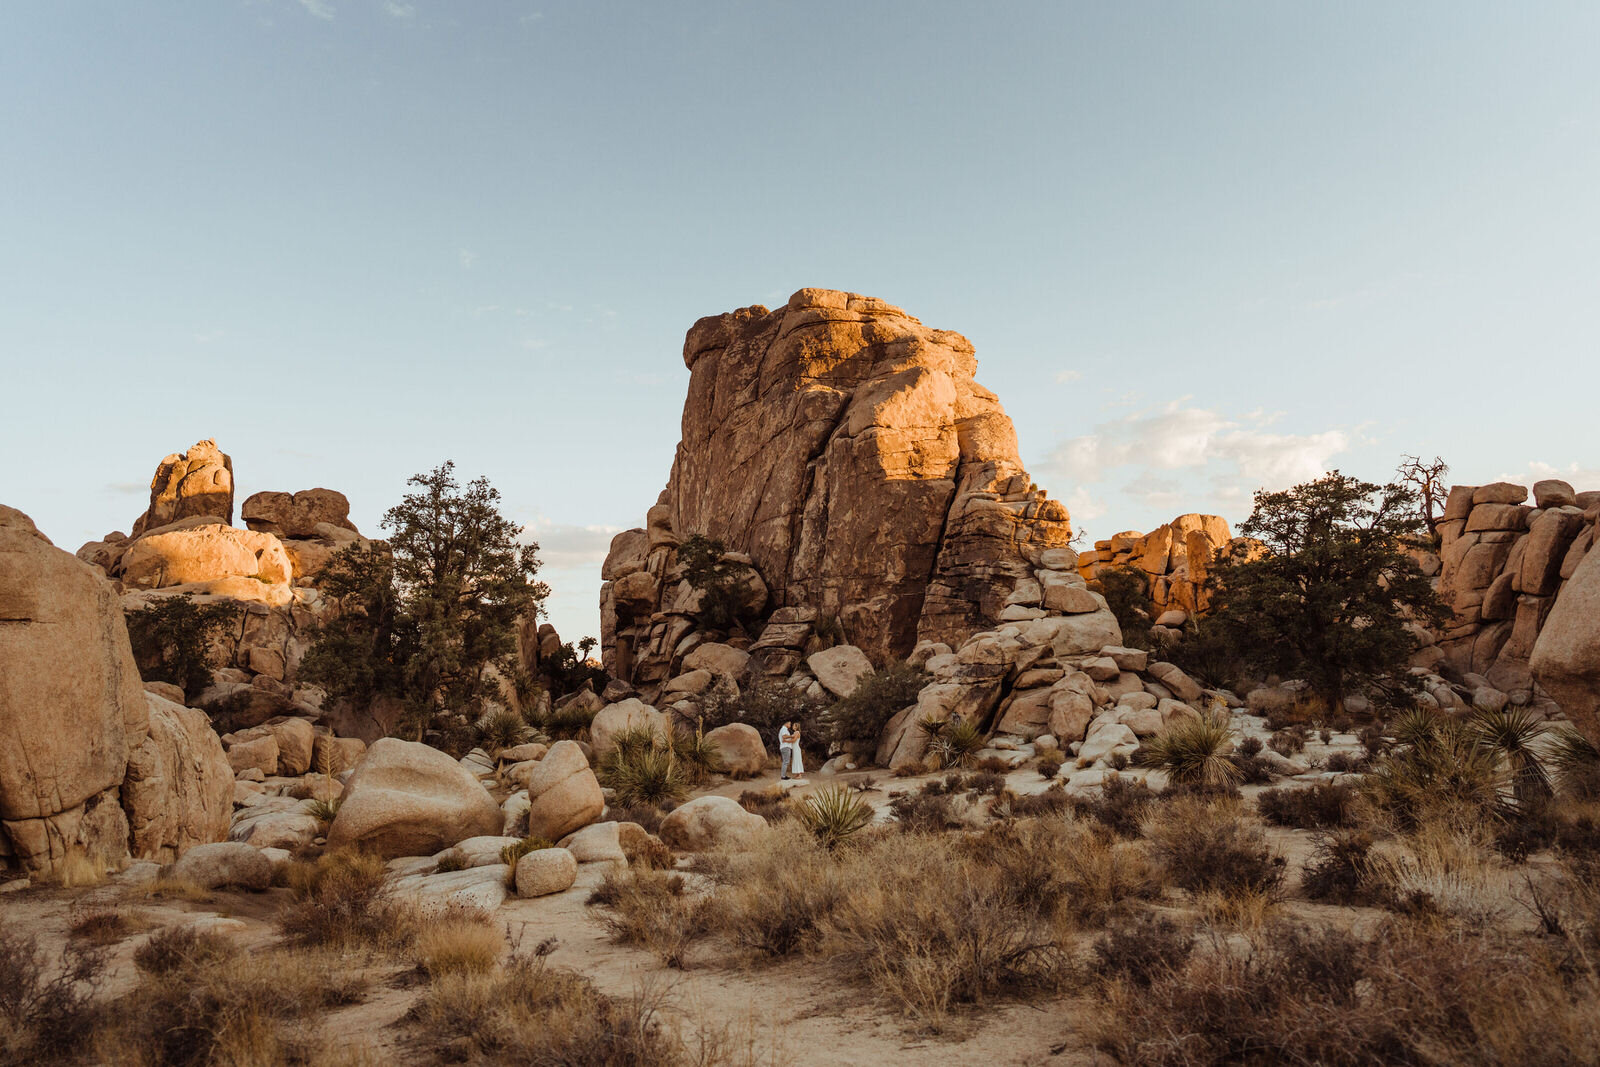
226, 734, 278, 777
123, 693, 232, 862
681, 642, 751, 679
590, 699, 668, 761
1146, 662, 1204, 703
1473, 482, 1529, 506
523, 740, 605, 843
807, 645, 875, 698
165, 840, 270, 890
1530, 545, 1600, 743
515, 847, 578, 896
1520, 510, 1584, 597
1043, 584, 1101, 614
1534, 480, 1578, 509
117, 523, 292, 589
557, 821, 628, 865
1047, 688, 1095, 743
658, 795, 767, 851
0, 506, 146, 874
704, 723, 766, 775
326, 738, 502, 858
131, 439, 235, 536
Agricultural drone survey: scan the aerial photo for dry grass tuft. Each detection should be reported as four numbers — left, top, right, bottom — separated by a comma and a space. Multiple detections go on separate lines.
588, 868, 709, 968
280, 849, 420, 951
414, 915, 504, 978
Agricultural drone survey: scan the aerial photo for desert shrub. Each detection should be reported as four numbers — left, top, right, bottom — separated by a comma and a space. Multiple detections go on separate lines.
407, 952, 684, 1066
1268, 727, 1307, 757
472, 706, 531, 753
818, 661, 929, 747
1006, 785, 1074, 818
607, 801, 671, 836
1301, 830, 1378, 904
1091, 920, 1600, 1066
705, 825, 845, 956
600, 732, 688, 808
736, 786, 792, 822
0, 925, 107, 1064
794, 786, 875, 851
1257, 782, 1357, 829
500, 835, 553, 867
124, 593, 241, 699
415, 915, 503, 978
965, 769, 1007, 796
1549, 728, 1600, 799
668, 725, 724, 785
1230, 749, 1277, 784
921, 717, 986, 770
1145, 796, 1285, 897
1495, 811, 1557, 864
1237, 735, 1263, 757
304, 795, 342, 825
280, 850, 417, 950
1363, 713, 1507, 830
889, 789, 960, 833
1325, 750, 1365, 773
68, 907, 141, 947
1074, 775, 1156, 839
1140, 711, 1242, 789
531, 694, 600, 739
102, 944, 367, 1067
1470, 705, 1555, 808
1038, 755, 1063, 778
588, 868, 707, 967
891, 760, 924, 778
974, 755, 1013, 775
1092, 912, 1194, 988
133, 926, 237, 976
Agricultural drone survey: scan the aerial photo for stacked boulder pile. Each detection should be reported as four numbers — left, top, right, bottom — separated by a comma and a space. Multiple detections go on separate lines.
1074, 513, 1264, 628
599, 288, 1073, 699
1434, 479, 1599, 699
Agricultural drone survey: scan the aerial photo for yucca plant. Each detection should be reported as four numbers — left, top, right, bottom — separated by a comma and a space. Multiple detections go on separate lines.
305, 796, 342, 824
474, 706, 532, 754
602, 744, 688, 807
1388, 707, 1442, 750
1362, 716, 1507, 829
500, 836, 553, 867
923, 718, 986, 770
1547, 726, 1600, 798
1468, 705, 1552, 807
795, 786, 875, 851
1141, 710, 1242, 788
670, 720, 725, 785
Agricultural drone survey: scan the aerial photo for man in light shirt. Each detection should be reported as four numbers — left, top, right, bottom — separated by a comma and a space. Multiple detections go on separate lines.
778, 720, 805, 780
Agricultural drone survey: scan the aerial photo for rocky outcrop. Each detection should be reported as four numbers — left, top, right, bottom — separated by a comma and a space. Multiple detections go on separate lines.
1074, 513, 1264, 628
1531, 530, 1600, 743
601, 289, 1072, 695
0, 506, 231, 875
241, 489, 358, 539
1434, 481, 1598, 697
131, 439, 235, 536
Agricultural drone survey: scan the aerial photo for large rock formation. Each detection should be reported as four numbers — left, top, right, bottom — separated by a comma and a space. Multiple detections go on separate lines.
600, 289, 1072, 693
241, 489, 358, 539
1434, 481, 1598, 695
0, 506, 232, 875
1530, 509, 1600, 743
131, 439, 235, 536
1074, 513, 1264, 627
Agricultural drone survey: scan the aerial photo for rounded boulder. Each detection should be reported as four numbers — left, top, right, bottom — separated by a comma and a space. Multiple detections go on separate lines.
326, 738, 502, 858
658, 795, 768, 852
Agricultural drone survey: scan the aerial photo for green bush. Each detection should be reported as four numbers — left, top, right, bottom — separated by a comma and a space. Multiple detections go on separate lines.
795, 786, 875, 850
819, 661, 929, 747
1090, 566, 1152, 650
1140, 711, 1242, 789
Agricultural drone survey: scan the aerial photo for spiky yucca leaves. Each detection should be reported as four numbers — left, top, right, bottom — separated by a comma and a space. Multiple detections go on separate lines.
1141, 711, 1242, 789
1469, 705, 1553, 808
1547, 727, 1600, 798
600, 727, 688, 808
1363, 715, 1507, 829
669, 723, 724, 785
795, 786, 875, 851
473, 706, 531, 754
920, 718, 986, 770
1388, 707, 1442, 750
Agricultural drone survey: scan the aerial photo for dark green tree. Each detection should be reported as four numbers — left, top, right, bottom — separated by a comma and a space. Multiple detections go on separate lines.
301, 462, 549, 737
1088, 565, 1153, 650
124, 593, 241, 698
677, 534, 754, 632
1208, 471, 1448, 713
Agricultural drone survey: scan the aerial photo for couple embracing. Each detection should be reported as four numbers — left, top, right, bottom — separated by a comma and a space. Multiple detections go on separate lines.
778, 720, 806, 781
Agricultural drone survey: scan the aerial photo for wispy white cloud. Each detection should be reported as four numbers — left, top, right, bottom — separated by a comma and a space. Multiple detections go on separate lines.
382, 1, 416, 18
1041, 400, 1350, 527
297, 0, 334, 20
458, 248, 477, 269
518, 517, 623, 569
1054, 369, 1082, 385
1495, 461, 1600, 493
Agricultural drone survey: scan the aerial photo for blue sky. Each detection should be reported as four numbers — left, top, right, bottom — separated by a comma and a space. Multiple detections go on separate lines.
4, 1, 1597, 644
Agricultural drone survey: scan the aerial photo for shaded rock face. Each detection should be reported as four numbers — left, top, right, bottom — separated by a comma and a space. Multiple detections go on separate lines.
601, 288, 1072, 686
1531, 528, 1600, 744
241, 489, 357, 539
132, 439, 234, 536
0, 506, 233, 875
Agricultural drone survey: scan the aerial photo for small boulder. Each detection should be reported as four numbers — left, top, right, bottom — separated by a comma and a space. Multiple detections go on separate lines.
704, 723, 767, 776
557, 821, 628, 865
326, 738, 502, 858
166, 841, 271, 890
589, 699, 668, 761
807, 645, 875, 698
658, 795, 767, 852
515, 847, 579, 897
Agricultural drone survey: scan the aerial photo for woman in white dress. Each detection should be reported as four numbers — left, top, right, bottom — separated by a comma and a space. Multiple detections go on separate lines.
779, 721, 806, 780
